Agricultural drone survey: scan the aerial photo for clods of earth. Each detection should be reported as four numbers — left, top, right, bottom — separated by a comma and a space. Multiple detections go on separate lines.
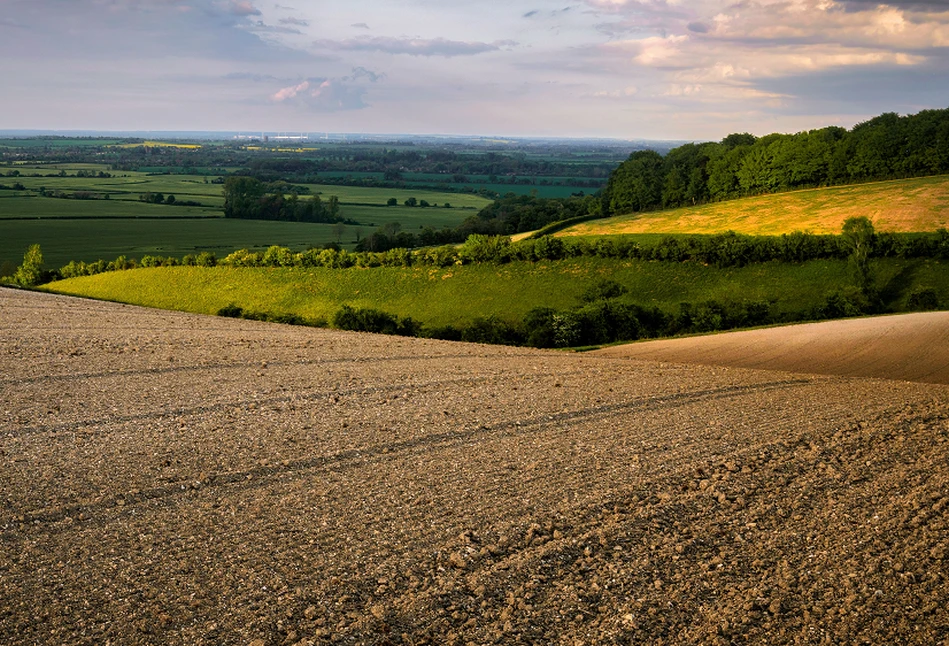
1, 288, 946, 645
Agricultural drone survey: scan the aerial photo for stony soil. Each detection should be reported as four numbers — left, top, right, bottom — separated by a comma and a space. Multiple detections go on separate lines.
593, 312, 949, 385
1, 288, 947, 645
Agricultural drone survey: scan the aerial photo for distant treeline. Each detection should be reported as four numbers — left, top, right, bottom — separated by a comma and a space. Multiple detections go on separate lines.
239, 149, 617, 181
223, 176, 347, 224
603, 108, 949, 215
355, 194, 603, 252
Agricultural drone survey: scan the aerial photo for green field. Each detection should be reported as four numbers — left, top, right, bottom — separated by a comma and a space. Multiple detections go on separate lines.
2, 219, 357, 269
564, 175, 949, 237
43, 256, 949, 329
0, 195, 220, 218
0, 170, 492, 269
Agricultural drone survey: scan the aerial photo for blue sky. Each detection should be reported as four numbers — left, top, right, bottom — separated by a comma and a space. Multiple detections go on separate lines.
4, 0, 949, 140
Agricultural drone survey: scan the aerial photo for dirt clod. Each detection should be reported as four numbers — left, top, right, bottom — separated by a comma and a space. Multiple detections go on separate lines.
2, 289, 948, 645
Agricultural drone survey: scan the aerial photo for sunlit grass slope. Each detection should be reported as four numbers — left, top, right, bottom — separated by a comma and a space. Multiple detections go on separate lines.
564, 175, 949, 237
44, 257, 949, 328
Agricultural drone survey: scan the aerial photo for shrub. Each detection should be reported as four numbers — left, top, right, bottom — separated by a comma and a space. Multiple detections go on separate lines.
813, 290, 865, 320
333, 305, 420, 336
908, 288, 939, 311
460, 316, 524, 345
459, 234, 512, 264
580, 279, 628, 303
12, 244, 45, 286
217, 303, 244, 318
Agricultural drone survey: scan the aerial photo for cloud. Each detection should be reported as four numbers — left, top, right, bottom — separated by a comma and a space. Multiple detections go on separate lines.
271, 68, 384, 111
590, 85, 639, 97
229, 0, 261, 17
223, 72, 284, 82
312, 36, 514, 57
351, 23, 370, 29
248, 20, 303, 35
279, 17, 309, 27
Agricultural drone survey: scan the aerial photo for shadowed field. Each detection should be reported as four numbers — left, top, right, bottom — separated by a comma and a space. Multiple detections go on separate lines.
1, 289, 947, 645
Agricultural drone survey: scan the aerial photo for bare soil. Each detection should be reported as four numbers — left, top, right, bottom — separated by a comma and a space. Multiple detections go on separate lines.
2, 288, 947, 645
593, 312, 949, 385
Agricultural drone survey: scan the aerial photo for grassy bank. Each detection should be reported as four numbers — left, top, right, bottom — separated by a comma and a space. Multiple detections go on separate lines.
44, 256, 949, 331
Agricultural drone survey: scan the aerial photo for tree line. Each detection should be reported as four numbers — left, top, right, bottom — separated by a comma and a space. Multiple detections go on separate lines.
603, 108, 949, 215
223, 176, 346, 223
38, 221, 949, 281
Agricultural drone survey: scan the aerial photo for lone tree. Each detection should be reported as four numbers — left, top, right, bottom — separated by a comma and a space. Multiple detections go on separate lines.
13, 244, 45, 287
841, 216, 876, 296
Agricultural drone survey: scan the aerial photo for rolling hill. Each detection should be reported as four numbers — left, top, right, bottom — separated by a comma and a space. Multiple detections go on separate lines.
2, 288, 946, 644
561, 175, 949, 237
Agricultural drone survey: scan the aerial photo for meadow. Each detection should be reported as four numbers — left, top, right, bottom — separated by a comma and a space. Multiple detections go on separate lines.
44, 256, 949, 329
564, 175, 949, 236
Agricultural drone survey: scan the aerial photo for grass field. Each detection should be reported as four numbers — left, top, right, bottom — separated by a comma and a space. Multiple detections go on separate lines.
43, 256, 949, 328
564, 175, 949, 237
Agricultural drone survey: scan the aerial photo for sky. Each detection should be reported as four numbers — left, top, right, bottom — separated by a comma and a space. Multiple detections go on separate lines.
3, 0, 949, 140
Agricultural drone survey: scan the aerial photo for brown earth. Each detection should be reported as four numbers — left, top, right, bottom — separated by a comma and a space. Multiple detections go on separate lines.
1, 288, 947, 645
592, 312, 949, 385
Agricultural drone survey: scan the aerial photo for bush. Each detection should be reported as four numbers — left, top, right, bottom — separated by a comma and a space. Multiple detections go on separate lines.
813, 290, 865, 320
333, 305, 420, 336
12, 244, 45, 286
460, 316, 524, 345
580, 279, 628, 303
217, 303, 244, 318
459, 234, 512, 264
908, 288, 939, 311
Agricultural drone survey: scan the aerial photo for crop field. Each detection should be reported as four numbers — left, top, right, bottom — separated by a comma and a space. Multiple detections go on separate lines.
565, 175, 949, 236
43, 256, 949, 327
2, 288, 947, 645
3, 219, 358, 268
299, 183, 491, 209
0, 170, 490, 268
0, 195, 220, 219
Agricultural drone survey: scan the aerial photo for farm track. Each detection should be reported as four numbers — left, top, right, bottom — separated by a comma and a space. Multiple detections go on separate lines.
1, 288, 947, 645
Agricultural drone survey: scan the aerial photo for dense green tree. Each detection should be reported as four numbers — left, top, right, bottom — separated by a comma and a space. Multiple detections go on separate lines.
13, 244, 45, 287
605, 149, 664, 214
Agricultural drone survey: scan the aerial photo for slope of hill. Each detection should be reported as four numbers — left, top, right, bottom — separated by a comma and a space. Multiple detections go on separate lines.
2, 288, 947, 645
593, 312, 949, 385
562, 175, 949, 237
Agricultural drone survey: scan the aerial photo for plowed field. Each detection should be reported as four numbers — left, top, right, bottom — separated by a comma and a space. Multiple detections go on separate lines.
593, 312, 949, 385
1, 288, 947, 645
